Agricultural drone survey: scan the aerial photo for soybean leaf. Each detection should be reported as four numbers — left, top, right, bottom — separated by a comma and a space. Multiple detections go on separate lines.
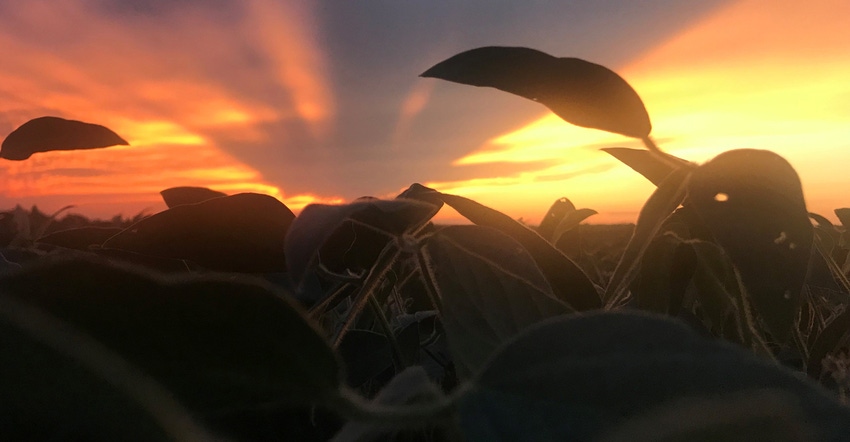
402, 183, 600, 311
630, 233, 695, 315
536, 197, 576, 242
602, 147, 690, 186
36, 226, 123, 251
285, 198, 439, 295
160, 187, 226, 208
457, 311, 850, 441
422, 47, 650, 138
337, 330, 392, 388
835, 208, 850, 230
598, 389, 812, 442
551, 208, 598, 245
0, 255, 342, 412
807, 307, 850, 380
605, 168, 691, 307
1, 116, 128, 160
332, 367, 453, 442
0, 293, 212, 441
687, 149, 813, 342
103, 193, 294, 273
422, 225, 572, 378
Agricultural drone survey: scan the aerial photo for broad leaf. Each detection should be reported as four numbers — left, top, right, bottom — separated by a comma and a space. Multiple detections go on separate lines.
160, 186, 226, 208
0, 293, 212, 441
599, 390, 812, 442
423, 225, 572, 378
457, 311, 850, 441
536, 197, 576, 241
332, 367, 453, 442
605, 168, 691, 307
337, 330, 392, 387
1, 116, 128, 160
422, 47, 651, 138
35, 226, 123, 251
285, 198, 439, 295
807, 307, 850, 380
0, 255, 341, 412
687, 149, 813, 342
551, 208, 597, 244
402, 183, 600, 311
834, 208, 850, 229
630, 232, 695, 315
103, 193, 294, 273
602, 147, 689, 186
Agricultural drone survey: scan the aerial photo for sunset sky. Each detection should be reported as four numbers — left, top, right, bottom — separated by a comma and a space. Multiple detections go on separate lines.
1, 0, 848, 224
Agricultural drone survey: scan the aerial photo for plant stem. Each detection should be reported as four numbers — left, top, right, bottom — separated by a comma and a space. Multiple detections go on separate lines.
332, 244, 402, 348
367, 292, 407, 370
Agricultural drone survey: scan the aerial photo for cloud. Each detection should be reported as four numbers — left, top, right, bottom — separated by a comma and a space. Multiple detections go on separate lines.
0, 0, 732, 221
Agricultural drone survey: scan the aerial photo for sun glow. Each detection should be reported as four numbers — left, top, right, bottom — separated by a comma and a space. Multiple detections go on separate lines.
435, 0, 850, 224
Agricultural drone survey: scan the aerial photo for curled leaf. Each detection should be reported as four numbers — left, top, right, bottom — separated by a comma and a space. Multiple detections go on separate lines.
160, 187, 226, 208
422, 46, 651, 138
1, 116, 128, 160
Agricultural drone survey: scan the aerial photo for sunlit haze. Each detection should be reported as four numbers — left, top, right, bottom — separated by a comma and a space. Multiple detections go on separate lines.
1, 0, 847, 224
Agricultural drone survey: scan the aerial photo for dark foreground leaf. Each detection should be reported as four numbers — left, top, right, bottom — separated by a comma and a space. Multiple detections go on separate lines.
1, 116, 128, 160
422, 47, 651, 138
332, 367, 453, 442
35, 226, 124, 251
687, 149, 813, 342
458, 311, 850, 441
103, 193, 294, 273
598, 389, 812, 442
0, 294, 212, 441
0, 255, 341, 412
160, 186, 227, 208
402, 183, 600, 311
423, 225, 572, 378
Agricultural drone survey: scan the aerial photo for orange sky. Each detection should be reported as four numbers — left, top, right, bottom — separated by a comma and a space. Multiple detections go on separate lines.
427, 0, 850, 224
1, 0, 848, 225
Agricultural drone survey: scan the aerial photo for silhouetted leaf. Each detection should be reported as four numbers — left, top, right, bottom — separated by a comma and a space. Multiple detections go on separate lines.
687, 149, 813, 342
602, 147, 689, 186
807, 307, 850, 380
36, 226, 123, 251
599, 390, 812, 442
536, 197, 576, 241
285, 198, 439, 296
551, 208, 597, 244
605, 168, 691, 307
630, 233, 694, 315
160, 187, 227, 208
0, 256, 341, 412
834, 208, 850, 230
422, 47, 651, 138
337, 330, 392, 387
103, 193, 294, 273
458, 311, 850, 441
402, 183, 600, 311
0, 293, 212, 441
423, 225, 572, 378
1, 116, 128, 160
